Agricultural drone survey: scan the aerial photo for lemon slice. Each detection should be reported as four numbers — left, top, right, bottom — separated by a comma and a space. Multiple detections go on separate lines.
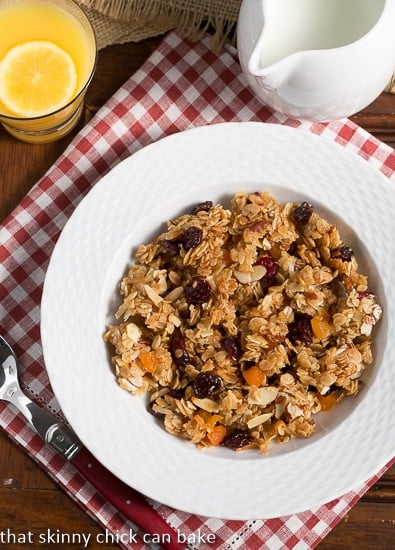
0, 40, 77, 117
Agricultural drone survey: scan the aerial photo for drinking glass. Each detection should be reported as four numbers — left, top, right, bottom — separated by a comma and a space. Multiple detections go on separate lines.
0, 0, 97, 143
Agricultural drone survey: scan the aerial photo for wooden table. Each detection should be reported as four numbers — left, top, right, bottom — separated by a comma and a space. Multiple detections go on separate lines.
1, 37, 395, 549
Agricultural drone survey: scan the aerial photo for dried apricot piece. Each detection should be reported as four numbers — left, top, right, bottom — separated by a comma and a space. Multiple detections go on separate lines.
139, 351, 158, 373
311, 311, 332, 340
207, 425, 227, 446
242, 365, 265, 386
317, 393, 338, 411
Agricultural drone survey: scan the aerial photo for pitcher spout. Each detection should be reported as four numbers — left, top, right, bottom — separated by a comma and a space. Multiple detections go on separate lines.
240, 0, 297, 90
248, 47, 297, 91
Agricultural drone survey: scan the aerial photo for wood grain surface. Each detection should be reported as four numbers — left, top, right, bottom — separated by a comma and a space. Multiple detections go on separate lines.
1, 37, 394, 549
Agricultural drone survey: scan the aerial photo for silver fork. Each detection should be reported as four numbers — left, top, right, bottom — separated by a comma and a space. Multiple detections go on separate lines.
0, 334, 184, 550
0, 335, 80, 457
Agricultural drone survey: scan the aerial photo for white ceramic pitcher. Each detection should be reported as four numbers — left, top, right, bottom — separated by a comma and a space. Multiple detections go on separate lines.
237, 0, 395, 121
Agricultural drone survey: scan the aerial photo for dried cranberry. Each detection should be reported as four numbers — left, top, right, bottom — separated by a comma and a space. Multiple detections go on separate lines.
221, 429, 251, 450
222, 336, 243, 361
192, 372, 222, 398
255, 256, 279, 280
358, 291, 371, 300
162, 238, 180, 256
169, 329, 189, 367
288, 313, 313, 345
292, 201, 314, 224
192, 201, 213, 214
332, 245, 353, 262
184, 277, 211, 304
180, 226, 203, 251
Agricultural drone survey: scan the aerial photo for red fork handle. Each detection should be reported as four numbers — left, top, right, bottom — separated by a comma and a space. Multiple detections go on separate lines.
72, 447, 183, 550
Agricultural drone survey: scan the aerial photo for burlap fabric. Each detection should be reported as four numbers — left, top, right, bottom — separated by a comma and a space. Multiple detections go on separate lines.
77, 0, 240, 49
76, 0, 395, 98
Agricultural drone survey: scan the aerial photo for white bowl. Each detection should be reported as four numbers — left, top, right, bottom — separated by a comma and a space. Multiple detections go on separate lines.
41, 122, 395, 519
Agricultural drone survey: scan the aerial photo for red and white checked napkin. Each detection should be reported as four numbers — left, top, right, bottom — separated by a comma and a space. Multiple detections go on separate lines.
1, 33, 395, 550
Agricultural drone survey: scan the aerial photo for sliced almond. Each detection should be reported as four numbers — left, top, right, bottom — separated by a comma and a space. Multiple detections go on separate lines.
150, 387, 170, 401
247, 412, 273, 429
169, 313, 182, 327
248, 386, 279, 406
372, 304, 383, 321
275, 400, 286, 419
250, 264, 267, 282
360, 322, 372, 336
125, 322, 142, 344
168, 270, 181, 285
234, 270, 251, 284
286, 402, 304, 419
144, 284, 163, 306
191, 397, 220, 413
165, 286, 184, 302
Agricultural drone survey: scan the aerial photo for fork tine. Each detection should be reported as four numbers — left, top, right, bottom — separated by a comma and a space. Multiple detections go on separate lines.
0, 335, 16, 363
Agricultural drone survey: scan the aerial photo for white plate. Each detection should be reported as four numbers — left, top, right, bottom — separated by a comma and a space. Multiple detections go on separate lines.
41, 122, 395, 519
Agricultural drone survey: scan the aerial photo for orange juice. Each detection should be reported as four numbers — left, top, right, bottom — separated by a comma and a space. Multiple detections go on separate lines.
0, 0, 96, 142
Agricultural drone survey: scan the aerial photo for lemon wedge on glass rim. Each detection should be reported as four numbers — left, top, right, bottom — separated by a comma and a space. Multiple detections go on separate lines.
0, 40, 78, 118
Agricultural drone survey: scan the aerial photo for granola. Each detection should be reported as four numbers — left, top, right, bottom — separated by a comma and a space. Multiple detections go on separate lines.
104, 191, 382, 453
